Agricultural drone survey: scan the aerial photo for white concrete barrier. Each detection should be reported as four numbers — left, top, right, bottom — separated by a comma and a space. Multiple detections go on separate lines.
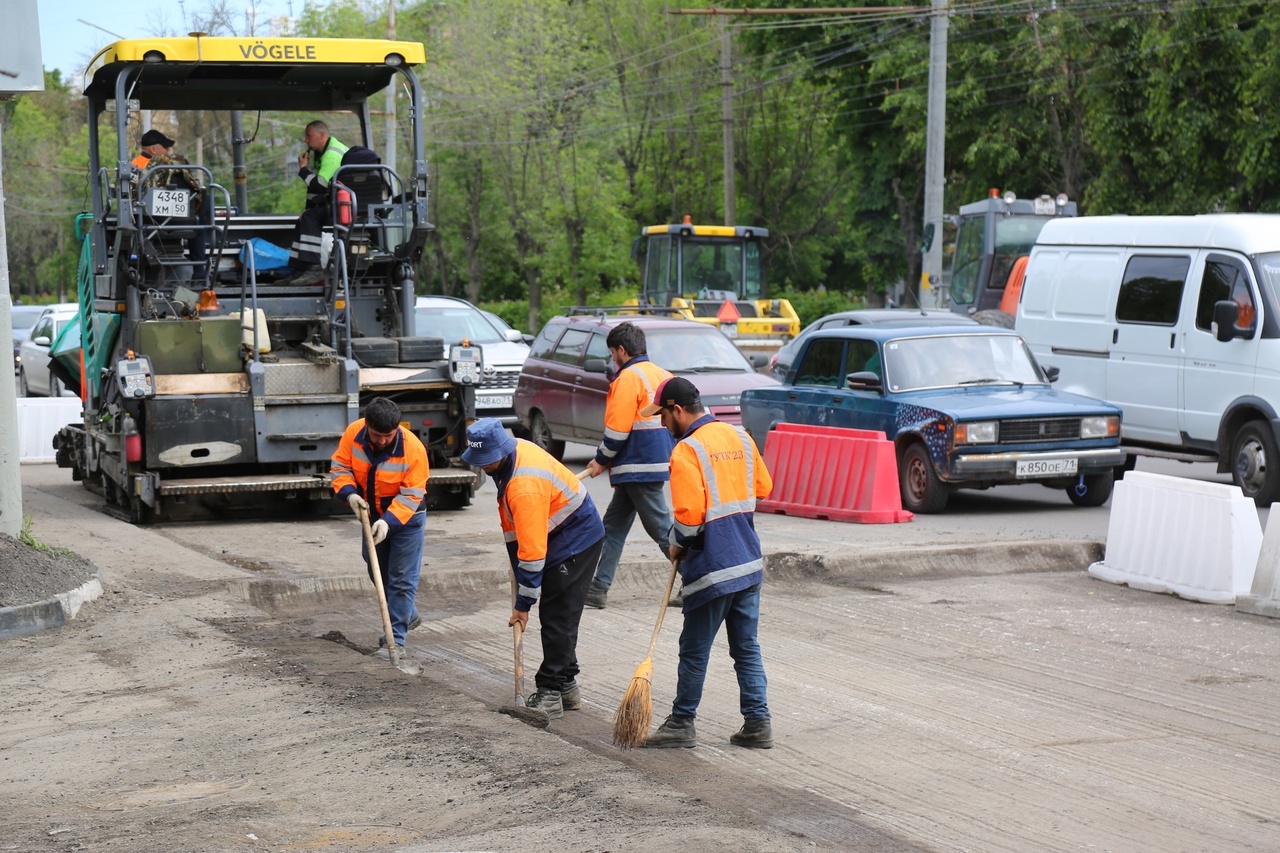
16, 398, 82, 462
1236, 511, 1280, 618
1088, 470, 1262, 604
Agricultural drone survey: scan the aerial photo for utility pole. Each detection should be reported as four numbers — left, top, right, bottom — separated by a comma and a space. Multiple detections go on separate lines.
384, 0, 397, 173
921, 0, 948, 308
719, 18, 735, 226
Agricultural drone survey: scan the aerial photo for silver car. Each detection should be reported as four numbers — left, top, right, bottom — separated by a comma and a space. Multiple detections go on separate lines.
414, 296, 530, 426
18, 304, 79, 397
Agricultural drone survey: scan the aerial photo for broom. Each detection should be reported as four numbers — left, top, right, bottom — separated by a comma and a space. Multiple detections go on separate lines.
611, 558, 681, 749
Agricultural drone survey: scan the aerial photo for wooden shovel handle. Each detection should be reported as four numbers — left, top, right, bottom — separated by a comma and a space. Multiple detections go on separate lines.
358, 505, 401, 668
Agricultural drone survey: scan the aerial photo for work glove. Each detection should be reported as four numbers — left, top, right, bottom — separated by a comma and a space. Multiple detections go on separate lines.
371, 519, 389, 545
347, 493, 368, 514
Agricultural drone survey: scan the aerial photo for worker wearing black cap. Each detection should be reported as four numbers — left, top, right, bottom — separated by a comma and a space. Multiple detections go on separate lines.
131, 129, 212, 281
131, 128, 176, 169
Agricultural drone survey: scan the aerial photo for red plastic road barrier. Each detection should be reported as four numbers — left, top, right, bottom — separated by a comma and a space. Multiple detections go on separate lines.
757, 423, 913, 524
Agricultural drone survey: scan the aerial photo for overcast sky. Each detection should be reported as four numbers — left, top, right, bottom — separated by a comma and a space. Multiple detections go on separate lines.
36, 0, 295, 83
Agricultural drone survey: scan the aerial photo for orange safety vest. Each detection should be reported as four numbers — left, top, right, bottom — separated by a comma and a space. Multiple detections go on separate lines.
331, 419, 429, 530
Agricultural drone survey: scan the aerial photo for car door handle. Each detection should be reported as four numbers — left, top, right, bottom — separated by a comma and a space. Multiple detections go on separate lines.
788, 393, 798, 401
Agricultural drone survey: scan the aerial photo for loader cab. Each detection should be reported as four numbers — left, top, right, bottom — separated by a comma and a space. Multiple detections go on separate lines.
948, 190, 1077, 316
637, 217, 767, 310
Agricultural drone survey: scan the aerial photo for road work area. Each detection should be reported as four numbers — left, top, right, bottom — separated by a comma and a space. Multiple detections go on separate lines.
5, 459, 1280, 852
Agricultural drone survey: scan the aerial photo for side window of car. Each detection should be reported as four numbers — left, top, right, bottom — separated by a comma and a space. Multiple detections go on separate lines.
550, 329, 591, 366
1116, 255, 1190, 326
794, 338, 845, 387
843, 340, 881, 383
32, 318, 51, 341
585, 332, 611, 362
528, 324, 561, 360
1195, 256, 1257, 334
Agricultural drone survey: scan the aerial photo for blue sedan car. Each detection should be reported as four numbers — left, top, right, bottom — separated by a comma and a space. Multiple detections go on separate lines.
740, 325, 1125, 513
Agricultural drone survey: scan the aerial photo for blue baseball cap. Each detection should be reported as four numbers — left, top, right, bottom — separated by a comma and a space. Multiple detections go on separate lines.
462, 418, 516, 466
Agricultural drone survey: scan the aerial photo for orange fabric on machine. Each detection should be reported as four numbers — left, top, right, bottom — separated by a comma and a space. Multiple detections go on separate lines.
999, 255, 1030, 316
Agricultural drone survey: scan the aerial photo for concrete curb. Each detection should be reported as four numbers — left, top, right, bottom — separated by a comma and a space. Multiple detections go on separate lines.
0, 574, 105, 642
224, 539, 1107, 605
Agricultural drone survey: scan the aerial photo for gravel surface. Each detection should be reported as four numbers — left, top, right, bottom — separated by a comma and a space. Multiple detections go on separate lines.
0, 533, 97, 607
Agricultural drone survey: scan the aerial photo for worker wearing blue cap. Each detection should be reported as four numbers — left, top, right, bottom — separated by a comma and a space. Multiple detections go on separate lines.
463, 418, 605, 719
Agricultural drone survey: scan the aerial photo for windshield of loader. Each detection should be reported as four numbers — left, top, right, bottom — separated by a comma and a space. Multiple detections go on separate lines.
679, 238, 764, 300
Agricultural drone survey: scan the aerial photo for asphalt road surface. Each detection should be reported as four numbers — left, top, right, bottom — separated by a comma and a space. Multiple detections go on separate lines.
5, 452, 1278, 851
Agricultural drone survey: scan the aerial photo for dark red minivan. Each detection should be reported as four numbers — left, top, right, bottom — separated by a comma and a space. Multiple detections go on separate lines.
513, 310, 779, 459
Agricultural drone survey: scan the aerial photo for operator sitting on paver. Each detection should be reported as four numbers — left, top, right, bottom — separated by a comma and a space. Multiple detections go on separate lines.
331, 397, 428, 658
581, 321, 675, 609
289, 120, 349, 273
463, 418, 605, 719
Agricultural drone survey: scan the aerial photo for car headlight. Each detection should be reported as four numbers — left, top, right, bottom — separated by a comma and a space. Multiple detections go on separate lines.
955, 421, 997, 444
1080, 415, 1120, 439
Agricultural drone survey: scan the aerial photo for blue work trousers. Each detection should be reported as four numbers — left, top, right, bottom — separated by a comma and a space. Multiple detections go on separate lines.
671, 583, 770, 721
590, 481, 672, 593
362, 511, 426, 647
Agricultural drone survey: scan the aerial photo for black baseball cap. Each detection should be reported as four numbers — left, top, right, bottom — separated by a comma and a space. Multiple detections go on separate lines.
141, 129, 176, 148
639, 376, 700, 417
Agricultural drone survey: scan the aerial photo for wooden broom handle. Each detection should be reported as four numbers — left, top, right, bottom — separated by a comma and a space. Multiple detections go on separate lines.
644, 559, 681, 659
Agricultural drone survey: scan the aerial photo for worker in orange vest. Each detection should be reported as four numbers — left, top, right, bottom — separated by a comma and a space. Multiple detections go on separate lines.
331, 397, 429, 659
463, 418, 605, 719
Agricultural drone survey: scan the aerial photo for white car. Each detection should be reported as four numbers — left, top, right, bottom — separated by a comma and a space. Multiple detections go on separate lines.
18, 303, 80, 397
414, 296, 530, 426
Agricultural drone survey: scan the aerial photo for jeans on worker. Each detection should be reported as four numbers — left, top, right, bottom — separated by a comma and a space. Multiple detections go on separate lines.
534, 537, 603, 692
671, 583, 769, 720
591, 481, 672, 593
362, 511, 426, 647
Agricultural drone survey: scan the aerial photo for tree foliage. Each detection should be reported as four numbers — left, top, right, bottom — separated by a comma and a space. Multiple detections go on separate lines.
6, 0, 1280, 319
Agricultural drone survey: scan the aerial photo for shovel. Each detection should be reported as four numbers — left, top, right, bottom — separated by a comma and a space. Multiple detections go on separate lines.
358, 505, 421, 676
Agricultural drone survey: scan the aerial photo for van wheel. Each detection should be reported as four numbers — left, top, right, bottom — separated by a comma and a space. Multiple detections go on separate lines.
18, 368, 31, 397
1231, 420, 1280, 506
900, 442, 949, 513
529, 412, 565, 462
1066, 471, 1114, 507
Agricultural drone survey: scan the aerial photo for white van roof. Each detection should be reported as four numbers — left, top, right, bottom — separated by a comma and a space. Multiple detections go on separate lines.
1036, 214, 1280, 256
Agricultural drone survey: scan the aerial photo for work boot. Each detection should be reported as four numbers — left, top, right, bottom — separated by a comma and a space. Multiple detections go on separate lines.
407, 613, 422, 631
525, 689, 564, 719
668, 587, 684, 608
643, 714, 697, 749
560, 680, 582, 711
730, 718, 774, 749
585, 588, 607, 609
371, 645, 406, 661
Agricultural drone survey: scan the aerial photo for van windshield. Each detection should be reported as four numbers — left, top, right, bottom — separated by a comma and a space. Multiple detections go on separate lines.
1253, 252, 1280, 310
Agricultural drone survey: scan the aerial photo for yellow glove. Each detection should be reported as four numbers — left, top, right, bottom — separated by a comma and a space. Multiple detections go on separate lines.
371, 519, 389, 545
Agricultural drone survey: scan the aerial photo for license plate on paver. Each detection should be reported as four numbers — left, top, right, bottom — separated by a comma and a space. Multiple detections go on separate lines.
1016, 458, 1078, 478
476, 394, 513, 410
146, 188, 190, 217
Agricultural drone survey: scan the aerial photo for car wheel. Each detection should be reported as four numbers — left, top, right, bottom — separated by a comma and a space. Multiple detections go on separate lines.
1066, 471, 1114, 507
51, 376, 63, 397
18, 367, 31, 397
529, 412, 566, 462
1231, 419, 1280, 506
899, 442, 948, 514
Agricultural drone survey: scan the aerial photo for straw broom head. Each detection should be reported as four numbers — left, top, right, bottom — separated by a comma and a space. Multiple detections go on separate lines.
611, 656, 654, 749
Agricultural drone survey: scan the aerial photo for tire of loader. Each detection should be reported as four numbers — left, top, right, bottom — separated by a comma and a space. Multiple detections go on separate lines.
351, 336, 400, 366
394, 336, 446, 362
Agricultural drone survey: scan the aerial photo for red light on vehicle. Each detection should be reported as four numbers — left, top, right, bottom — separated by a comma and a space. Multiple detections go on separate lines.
422, 420, 433, 426
988, 187, 1001, 198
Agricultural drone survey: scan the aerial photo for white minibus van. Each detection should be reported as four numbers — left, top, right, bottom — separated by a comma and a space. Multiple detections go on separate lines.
1017, 214, 1280, 505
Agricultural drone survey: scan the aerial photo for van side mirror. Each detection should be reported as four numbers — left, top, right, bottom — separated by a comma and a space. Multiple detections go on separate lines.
583, 358, 610, 374
920, 223, 935, 253
748, 353, 768, 368
846, 370, 883, 391
630, 237, 642, 260
1212, 300, 1241, 342
1042, 364, 1060, 383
